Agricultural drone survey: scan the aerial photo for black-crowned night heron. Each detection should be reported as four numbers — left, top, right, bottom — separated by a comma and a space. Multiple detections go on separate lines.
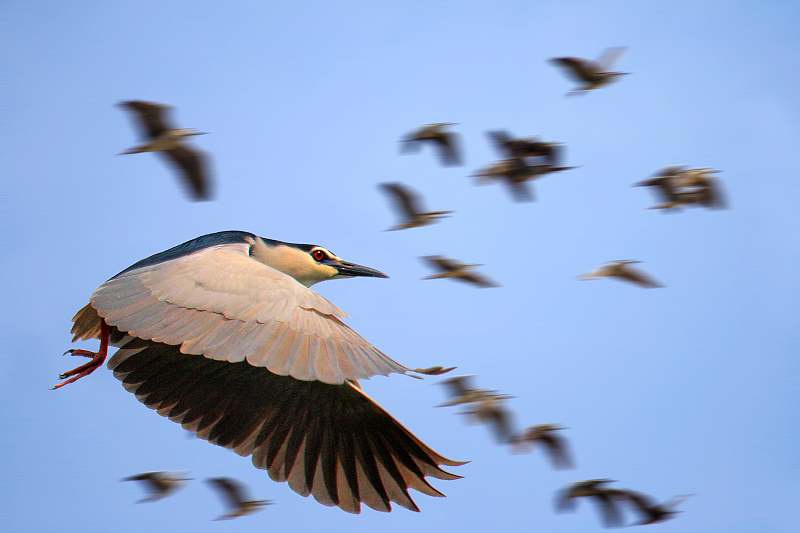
56, 231, 463, 513
612, 490, 692, 526
509, 424, 573, 469
117, 100, 212, 201
421, 256, 499, 288
550, 47, 629, 96
578, 260, 664, 288
556, 479, 625, 528
400, 123, 462, 166
379, 182, 453, 231
206, 477, 273, 520
121, 471, 191, 503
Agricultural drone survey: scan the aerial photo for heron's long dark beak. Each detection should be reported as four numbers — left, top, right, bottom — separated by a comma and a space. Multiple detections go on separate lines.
334, 261, 388, 279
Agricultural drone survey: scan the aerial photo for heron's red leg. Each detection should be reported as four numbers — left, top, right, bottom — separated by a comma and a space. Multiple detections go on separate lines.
53, 322, 110, 389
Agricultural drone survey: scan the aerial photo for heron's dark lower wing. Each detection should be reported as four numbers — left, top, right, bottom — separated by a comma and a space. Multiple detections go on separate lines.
108, 336, 463, 514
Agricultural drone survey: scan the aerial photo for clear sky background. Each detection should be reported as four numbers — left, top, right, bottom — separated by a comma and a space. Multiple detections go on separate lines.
2, 1, 799, 532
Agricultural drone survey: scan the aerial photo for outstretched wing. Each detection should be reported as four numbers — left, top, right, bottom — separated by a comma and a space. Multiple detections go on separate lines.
78, 236, 410, 384
110, 338, 464, 514
118, 100, 173, 139
207, 478, 249, 507
596, 46, 627, 71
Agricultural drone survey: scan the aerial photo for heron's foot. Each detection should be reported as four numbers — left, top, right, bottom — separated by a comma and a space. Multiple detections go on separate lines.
413, 366, 457, 376
53, 322, 110, 389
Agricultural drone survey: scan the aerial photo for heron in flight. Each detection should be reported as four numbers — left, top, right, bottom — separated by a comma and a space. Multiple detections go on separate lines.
486, 130, 563, 166
472, 159, 576, 202
56, 231, 463, 513
421, 255, 499, 288
556, 479, 625, 528
509, 424, 574, 469
117, 100, 212, 200
636, 165, 726, 210
206, 477, 273, 520
612, 490, 693, 525
379, 182, 453, 230
121, 471, 191, 503
578, 260, 663, 288
400, 123, 462, 166
550, 47, 629, 96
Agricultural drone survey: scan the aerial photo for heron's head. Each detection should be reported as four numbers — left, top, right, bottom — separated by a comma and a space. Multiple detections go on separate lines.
251, 237, 387, 287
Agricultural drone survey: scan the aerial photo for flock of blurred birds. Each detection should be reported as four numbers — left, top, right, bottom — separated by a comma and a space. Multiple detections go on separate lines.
83, 46, 714, 525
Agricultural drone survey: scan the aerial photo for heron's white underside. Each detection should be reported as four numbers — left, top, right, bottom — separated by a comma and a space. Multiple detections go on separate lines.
92, 242, 409, 384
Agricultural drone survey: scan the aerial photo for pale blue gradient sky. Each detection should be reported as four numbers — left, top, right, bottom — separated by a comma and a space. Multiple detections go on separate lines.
2, 1, 799, 532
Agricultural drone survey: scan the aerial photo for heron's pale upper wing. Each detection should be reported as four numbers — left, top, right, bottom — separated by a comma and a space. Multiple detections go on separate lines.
90, 242, 409, 384
596, 46, 627, 71
109, 337, 464, 514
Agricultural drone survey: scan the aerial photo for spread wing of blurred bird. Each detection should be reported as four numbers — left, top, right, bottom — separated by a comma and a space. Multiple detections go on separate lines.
400, 123, 462, 166
122, 471, 190, 503
510, 424, 574, 469
437, 375, 498, 407
117, 100, 212, 200
421, 255, 499, 288
206, 477, 273, 520
487, 130, 562, 166
611, 490, 693, 525
578, 260, 663, 288
550, 47, 629, 95
56, 231, 464, 514
461, 394, 516, 444
379, 183, 453, 230
556, 479, 624, 528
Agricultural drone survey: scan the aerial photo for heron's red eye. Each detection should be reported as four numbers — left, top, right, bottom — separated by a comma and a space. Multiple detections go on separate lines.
313, 250, 326, 261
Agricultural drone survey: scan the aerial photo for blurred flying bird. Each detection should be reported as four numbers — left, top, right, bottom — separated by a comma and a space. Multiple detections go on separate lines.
578, 260, 663, 288
206, 477, 273, 520
421, 255, 499, 288
122, 471, 191, 503
117, 100, 212, 200
550, 47, 629, 96
556, 479, 624, 528
460, 393, 516, 444
472, 160, 576, 202
636, 165, 726, 210
437, 375, 499, 407
379, 183, 453, 230
612, 490, 693, 526
509, 424, 574, 469
487, 130, 563, 166
401, 123, 462, 166
56, 231, 464, 513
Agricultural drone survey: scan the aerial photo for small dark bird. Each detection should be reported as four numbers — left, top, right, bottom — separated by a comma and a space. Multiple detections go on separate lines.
509, 424, 574, 469
612, 490, 693, 525
421, 255, 499, 288
550, 47, 629, 96
487, 130, 563, 166
206, 477, 273, 520
122, 471, 191, 503
636, 166, 726, 210
578, 260, 663, 288
460, 393, 516, 444
438, 375, 499, 407
556, 479, 624, 528
117, 100, 212, 200
401, 123, 462, 166
472, 159, 576, 202
379, 183, 453, 230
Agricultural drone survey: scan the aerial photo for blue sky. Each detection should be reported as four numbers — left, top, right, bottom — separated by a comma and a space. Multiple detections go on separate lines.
2, 1, 799, 531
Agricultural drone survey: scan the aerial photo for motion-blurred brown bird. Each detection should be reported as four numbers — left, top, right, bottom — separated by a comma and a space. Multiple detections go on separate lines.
117, 100, 212, 200
472, 159, 576, 202
636, 165, 725, 210
437, 375, 499, 407
401, 123, 462, 166
379, 183, 453, 230
550, 47, 629, 96
556, 479, 624, 528
509, 424, 574, 469
487, 130, 562, 166
612, 490, 693, 525
122, 471, 191, 503
421, 255, 499, 288
460, 393, 516, 444
578, 260, 663, 288
206, 477, 273, 520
